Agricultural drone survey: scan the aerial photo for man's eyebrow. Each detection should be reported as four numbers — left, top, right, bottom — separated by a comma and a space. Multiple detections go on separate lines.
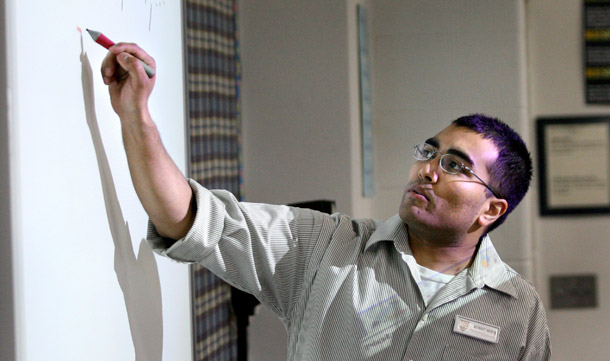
447, 148, 474, 167
424, 137, 475, 167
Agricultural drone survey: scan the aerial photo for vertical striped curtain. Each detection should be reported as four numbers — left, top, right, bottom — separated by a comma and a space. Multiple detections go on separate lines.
183, 0, 241, 360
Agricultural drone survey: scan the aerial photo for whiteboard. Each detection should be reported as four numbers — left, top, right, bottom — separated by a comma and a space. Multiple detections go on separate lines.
7, 0, 191, 360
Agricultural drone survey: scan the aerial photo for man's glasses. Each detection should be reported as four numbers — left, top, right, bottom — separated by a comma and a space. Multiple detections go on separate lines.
413, 143, 501, 198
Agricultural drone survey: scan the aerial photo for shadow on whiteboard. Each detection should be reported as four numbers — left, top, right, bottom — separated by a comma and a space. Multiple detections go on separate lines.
80, 35, 163, 361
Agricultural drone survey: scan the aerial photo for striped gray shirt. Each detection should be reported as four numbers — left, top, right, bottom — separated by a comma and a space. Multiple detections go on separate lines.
148, 179, 551, 360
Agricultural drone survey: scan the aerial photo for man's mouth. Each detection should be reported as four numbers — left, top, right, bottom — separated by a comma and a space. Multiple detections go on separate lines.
409, 187, 429, 201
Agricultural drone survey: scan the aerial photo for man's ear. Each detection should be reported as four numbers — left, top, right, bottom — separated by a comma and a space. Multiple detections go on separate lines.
478, 198, 508, 227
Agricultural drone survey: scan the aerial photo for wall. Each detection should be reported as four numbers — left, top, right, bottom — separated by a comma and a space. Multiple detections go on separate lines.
4, 0, 192, 360
527, 0, 610, 359
369, 0, 533, 278
240, 0, 365, 215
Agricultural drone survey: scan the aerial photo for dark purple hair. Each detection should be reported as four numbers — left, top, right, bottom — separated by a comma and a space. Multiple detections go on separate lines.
452, 114, 533, 234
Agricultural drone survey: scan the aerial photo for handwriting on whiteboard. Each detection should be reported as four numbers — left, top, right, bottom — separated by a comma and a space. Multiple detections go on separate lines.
121, 0, 168, 31
147, 0, 167, 31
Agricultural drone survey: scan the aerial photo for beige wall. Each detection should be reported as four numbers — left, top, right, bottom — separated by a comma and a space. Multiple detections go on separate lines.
240, 0, 357, 213
527, 0, 610, 359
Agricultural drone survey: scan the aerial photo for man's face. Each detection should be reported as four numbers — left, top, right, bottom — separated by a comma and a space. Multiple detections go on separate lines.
399, 125, 500, 242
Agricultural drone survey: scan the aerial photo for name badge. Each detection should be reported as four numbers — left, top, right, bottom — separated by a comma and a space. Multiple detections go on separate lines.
453, 315, 500, 343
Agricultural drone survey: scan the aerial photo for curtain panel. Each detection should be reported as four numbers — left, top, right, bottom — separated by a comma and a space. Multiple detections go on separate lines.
183, 0, 241, 359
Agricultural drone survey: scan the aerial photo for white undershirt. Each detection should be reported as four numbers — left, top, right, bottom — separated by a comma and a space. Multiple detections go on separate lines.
402, 254, 455, 306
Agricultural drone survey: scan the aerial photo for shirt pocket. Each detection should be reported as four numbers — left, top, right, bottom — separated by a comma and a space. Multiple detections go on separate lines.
441, 345, 485, 361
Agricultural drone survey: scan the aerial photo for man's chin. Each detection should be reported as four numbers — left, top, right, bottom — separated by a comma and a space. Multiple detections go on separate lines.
399, 205, 428, 225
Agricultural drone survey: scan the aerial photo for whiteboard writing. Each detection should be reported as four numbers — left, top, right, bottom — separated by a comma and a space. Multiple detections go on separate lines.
121, 0, 169, 31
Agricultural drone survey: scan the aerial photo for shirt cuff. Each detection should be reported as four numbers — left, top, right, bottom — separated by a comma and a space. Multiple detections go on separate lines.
146, 178, 238, 263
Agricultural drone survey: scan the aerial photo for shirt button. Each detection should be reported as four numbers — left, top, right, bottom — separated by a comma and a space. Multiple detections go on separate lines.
422, 313, 429, 322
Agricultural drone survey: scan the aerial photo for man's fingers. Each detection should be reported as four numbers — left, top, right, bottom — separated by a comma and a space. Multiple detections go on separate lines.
101, 51, 118, 85
100, 43, 156, 85
116, 52, 149, 80
110, 42, 156, 72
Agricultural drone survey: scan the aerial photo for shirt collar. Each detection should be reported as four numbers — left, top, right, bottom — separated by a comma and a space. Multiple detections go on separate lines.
364, 214, 408, 252
364, 215, 518, 299
467, 235, 518, 298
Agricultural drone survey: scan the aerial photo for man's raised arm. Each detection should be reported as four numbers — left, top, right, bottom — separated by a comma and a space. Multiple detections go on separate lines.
101, 42, 195, 240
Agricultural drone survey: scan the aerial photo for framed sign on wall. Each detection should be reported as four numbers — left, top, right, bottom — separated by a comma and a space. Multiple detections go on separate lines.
536, 116, 610, 215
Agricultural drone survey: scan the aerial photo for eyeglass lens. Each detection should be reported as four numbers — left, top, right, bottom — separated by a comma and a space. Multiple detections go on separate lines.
414, 144, 465, 174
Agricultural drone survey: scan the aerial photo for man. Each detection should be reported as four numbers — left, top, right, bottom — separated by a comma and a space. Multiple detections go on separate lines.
102, 44, 551, 360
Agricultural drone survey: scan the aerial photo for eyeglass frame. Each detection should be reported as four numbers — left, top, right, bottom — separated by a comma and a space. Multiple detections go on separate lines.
412, 143, 501, 199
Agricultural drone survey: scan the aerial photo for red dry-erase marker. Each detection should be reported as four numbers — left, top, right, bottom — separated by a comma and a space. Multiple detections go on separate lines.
86, 28, 155, 78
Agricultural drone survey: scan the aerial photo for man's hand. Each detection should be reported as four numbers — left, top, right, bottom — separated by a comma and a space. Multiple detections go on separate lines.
101, 43, 156, 119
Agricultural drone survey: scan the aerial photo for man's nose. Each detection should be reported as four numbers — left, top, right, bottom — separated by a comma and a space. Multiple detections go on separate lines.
418, 160, 439, 183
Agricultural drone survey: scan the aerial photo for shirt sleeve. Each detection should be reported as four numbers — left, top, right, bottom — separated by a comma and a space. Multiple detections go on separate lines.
147, 178, 338, 319
519, 295, 552, 361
